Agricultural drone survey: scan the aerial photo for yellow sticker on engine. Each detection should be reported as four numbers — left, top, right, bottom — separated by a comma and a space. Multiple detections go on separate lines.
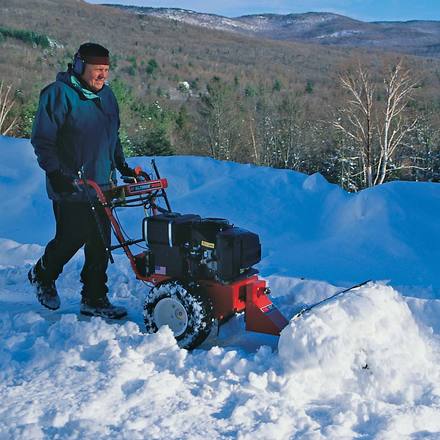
201, 240, 215, 249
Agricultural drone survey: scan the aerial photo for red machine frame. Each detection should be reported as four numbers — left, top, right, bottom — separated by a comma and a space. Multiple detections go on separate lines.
79, 173, 288, 337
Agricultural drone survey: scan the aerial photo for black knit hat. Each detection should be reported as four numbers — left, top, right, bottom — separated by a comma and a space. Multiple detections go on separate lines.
77, 42, 109, 65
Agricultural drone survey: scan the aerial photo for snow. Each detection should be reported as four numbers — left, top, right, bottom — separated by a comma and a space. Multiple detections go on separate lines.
316, 30, 363, 39
144, 9, 257, 33
1, 134, 440, 438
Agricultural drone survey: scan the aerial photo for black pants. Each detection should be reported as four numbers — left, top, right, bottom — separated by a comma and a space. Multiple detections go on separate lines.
40, 200, 111, 301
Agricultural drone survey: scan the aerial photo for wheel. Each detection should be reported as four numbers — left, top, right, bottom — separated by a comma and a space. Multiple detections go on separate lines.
143, 280, 214, 349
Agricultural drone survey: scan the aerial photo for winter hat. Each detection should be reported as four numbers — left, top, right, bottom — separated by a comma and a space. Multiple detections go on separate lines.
77, 42, 110, 65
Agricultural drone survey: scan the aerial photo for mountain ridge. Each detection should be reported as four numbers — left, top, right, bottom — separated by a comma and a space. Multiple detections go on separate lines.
103, 5, 440, 57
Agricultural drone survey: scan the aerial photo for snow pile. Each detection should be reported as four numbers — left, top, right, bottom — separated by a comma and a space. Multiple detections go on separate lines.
0, 313, 184, 439
2, 135, 440, 437
2, 283, 440, 438
0, 239, 43, 266
2, 135, 440, 289
280, 284, 439, 397
278, 283, 440, 437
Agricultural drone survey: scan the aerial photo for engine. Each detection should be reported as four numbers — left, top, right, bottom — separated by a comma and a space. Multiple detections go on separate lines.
142, 212, 261, 282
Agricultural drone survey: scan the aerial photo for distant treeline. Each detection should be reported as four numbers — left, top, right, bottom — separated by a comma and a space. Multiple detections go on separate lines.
0, 26, 51, 48
6, 69, 438, 192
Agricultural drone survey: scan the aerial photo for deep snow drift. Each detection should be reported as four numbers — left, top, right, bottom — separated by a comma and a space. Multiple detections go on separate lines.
2, 138, 440, 289
1, 135, 440, 439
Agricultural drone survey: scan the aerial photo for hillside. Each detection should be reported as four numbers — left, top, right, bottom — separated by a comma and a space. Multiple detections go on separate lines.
0, 0, 362, 91
2, 0, 440, 108
0, 0, 377, 139
1, 0, 440, 188
108, 5, 440, 58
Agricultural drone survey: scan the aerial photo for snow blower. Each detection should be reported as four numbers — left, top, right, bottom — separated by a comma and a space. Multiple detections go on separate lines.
77, 160, 289, 349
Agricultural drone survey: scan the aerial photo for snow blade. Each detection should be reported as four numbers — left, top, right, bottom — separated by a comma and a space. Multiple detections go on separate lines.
292, 280, 372, 321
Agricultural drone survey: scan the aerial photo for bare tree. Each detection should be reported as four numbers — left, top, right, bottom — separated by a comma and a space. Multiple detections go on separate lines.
277, 95, 304, 170
199, 77, 241, 161
248, 95, 305, 170
332, 64, 375, 187
333, 61, 417, 188
0, 81, 18, 136
247, 115, 259, 164
375, 61, 418, 185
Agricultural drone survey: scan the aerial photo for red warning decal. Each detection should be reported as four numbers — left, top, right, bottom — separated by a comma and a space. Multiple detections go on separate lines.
260, 303, 274, 313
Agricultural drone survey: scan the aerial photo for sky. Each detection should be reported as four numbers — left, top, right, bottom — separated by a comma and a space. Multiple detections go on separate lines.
86, 0, 440, 22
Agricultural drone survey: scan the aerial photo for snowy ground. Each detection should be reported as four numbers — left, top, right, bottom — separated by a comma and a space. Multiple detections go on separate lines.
1, 135, 440, 439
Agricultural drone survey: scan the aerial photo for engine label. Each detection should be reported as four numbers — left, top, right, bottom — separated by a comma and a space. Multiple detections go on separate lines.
201, 240, 215, 249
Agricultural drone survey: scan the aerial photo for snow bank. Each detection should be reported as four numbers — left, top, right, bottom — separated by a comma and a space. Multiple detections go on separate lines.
2, 135, 440, 289
279, 284, 437, 394
278, 283, 440, 437
0, 238, 43, 266
2, 135, 440, 438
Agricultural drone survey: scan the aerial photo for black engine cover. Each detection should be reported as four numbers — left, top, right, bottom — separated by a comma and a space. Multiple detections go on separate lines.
144, 212, 200, 246
144, 213, 200, 277
143, 213, 261, 281
216, 227, 261, 281
191, 218, 232, 248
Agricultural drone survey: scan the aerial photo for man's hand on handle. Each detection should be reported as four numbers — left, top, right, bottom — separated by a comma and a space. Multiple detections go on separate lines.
119, 163, 150, 182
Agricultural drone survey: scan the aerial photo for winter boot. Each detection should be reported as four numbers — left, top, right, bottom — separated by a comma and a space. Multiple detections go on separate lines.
28, 260, 60, 310
80, 296, 127, 319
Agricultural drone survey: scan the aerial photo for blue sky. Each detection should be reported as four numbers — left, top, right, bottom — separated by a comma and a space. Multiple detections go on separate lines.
86, 0, 440, 21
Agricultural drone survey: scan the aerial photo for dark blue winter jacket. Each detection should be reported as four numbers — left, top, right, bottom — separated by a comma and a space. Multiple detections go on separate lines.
31, 70, 126, 201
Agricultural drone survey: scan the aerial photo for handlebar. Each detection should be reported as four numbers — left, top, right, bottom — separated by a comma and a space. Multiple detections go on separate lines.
75, 177, 168, 205
121, 167, 151, 183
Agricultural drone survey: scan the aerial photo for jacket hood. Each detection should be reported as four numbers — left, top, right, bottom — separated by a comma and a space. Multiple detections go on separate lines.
56, 71, 72, 85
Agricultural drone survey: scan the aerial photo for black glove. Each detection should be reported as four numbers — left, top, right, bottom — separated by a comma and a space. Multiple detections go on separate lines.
47, 170, 75, 194
119, 163, 151, 182
118, 163, 136, 178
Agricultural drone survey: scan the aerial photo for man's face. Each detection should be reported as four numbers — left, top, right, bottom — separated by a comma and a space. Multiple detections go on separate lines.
80, 63, 109, 92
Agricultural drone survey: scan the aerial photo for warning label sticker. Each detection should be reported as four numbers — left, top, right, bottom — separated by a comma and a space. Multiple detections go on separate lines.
260, 304, 274, 313
201, 240, 215, 249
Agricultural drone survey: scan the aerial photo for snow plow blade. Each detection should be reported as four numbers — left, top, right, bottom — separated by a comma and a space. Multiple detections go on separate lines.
245, 279, 289, 335
292, 279, 372, 321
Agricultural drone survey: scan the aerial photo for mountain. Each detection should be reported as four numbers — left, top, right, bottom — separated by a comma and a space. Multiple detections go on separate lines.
105, 5, 440, 58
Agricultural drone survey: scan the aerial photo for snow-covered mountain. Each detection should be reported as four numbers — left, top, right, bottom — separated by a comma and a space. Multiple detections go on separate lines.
1, 135, 440, 438
106, 5, 440, 57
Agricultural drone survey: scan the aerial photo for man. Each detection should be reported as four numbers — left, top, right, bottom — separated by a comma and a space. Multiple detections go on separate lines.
29, 42, 136, 319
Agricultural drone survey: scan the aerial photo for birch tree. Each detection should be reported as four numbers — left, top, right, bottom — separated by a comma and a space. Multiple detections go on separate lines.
332, 64, 375, 187
375, 61, 418, 185
333, 61, 417, 188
